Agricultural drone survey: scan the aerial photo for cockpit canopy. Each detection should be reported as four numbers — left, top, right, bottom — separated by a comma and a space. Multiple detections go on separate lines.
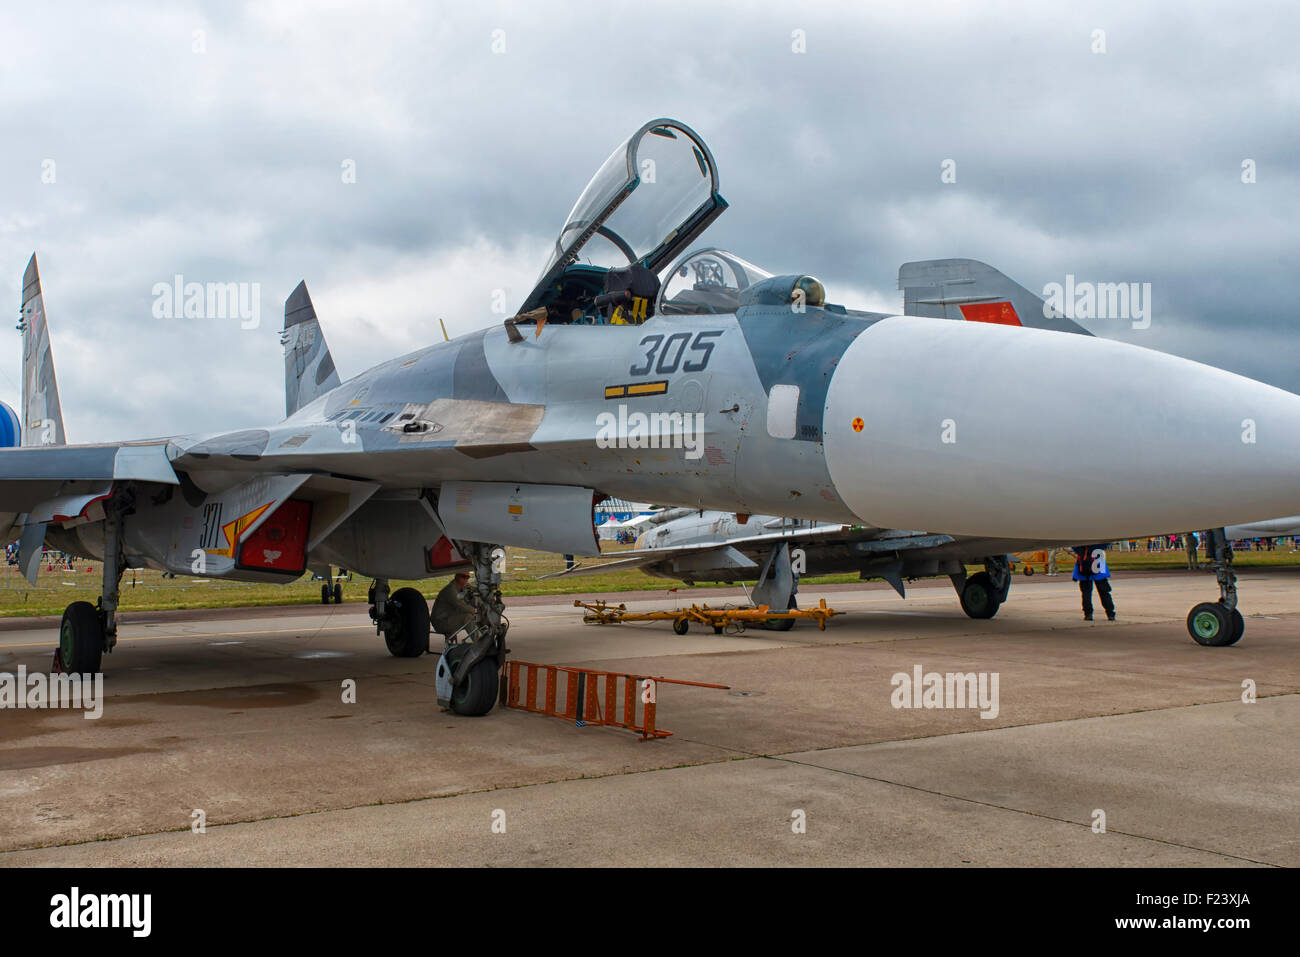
656, 248, 773, 315
518, 119, 727, 316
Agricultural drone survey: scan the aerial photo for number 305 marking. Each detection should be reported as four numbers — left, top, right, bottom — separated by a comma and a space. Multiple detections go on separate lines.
629, 330, 723, 376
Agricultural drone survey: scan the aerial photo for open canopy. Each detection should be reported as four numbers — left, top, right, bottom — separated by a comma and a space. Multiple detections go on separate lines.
518, 119, 727, 314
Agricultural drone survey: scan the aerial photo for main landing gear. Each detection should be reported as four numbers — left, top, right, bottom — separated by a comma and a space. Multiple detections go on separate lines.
58, 494, 130, 673
434, 542, 509, 716
369, 578, 430, 658
752, 541, 799, 631
320, 575, 343, 604
1186, 528, 1244, 646
953, 555, 1012, 620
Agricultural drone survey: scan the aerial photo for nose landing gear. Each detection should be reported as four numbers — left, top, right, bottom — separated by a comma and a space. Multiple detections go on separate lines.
1186, 528, 1244, 646
435, 542, 509, 716
954, 555, 1011, 620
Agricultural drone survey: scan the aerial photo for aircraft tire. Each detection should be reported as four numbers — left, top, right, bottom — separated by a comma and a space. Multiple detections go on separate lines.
959, 572, 1002, 620
451, 658, 499, 716
384, 587, 430, 657
333, 583, 343, 604
60, 601, 104, 673
320, 584, 330, 604
1187, 602, 1239, 646
763, 594, 798, 631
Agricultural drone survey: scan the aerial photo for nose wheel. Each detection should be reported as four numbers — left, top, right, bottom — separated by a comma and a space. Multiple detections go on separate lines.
1185, 529, 1244, 646
954, 555, 1011, 620
1187, 602, 1244, 646
435, 541, 509, 716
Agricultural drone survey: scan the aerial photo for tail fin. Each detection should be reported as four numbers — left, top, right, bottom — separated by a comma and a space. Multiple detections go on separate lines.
281, 281, 340, 416
899, 258, 1093, 336
18, 254, 67, 445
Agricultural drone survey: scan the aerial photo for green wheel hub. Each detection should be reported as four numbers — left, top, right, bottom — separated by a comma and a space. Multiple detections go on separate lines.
1192, 610, 1221, 640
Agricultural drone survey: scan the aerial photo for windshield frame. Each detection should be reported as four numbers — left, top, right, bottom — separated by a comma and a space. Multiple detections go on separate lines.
518, 118, 726, 313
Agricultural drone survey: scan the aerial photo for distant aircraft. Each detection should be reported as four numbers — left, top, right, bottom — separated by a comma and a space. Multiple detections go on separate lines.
1225, 518, 1300, 541
5, 119, 1299, 718
552, 503, 1046, 630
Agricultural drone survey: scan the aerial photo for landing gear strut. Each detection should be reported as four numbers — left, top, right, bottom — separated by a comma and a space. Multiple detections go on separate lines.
954, 555, 1011, 620
752, 541, 799, 631
1186, 528, 1244, 646
369, 577, 430, 657
59, 493, 129, 673
435, 542, 508, 716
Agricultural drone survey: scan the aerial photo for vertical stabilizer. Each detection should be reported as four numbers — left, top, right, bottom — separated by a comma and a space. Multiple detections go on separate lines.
19, 254, 67, 446
899, 258, 1094, 336
282, 281, 340, 416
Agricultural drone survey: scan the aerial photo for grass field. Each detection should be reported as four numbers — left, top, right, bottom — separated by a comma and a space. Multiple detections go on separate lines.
1, 542, 1295, 619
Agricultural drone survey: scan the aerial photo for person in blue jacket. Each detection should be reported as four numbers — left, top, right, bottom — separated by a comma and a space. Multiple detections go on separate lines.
1072, 544, 1116, 621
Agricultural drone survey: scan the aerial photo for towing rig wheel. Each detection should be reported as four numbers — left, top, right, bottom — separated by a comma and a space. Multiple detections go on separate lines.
60, 601, 104, 673
384, 587, 430, 657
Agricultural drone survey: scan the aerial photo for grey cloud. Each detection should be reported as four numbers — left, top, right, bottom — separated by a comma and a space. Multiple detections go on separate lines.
0, 0, 1296, 443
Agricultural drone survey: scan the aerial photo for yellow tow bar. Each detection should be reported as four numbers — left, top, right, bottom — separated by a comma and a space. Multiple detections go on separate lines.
573, 598, 840, 634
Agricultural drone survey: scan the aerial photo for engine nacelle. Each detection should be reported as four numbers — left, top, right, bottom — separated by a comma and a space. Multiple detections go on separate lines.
436, 482, 599, 556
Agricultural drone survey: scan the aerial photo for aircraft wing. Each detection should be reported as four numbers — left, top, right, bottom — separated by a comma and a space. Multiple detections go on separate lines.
0, 442, 178, 512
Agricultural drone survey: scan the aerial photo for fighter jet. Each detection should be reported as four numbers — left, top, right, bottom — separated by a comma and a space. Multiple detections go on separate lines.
5, 118, 1299, 715
547, 507, 1023, 628
544, 262, 1104, 620
1225, 518, 1300, 541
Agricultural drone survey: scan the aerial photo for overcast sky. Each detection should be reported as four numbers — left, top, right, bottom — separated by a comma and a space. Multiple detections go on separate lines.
1, 0, 1296, 442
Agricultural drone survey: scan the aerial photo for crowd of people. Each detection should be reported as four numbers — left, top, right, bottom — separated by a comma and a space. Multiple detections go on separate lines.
4, 543, 78, 570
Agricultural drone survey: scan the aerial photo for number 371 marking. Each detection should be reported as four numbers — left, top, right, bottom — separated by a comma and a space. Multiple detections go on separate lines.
629, 330, 723, 376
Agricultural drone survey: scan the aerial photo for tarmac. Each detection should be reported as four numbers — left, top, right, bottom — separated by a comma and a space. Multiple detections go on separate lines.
0, 567, 1297, 867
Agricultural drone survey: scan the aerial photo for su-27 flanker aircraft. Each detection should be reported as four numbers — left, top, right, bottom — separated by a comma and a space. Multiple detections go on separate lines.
552, 263, 1300, 641
5, 119, 1300, 716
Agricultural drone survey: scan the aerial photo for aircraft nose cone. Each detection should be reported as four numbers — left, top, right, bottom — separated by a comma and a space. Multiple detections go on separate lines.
823, 316, 1300, 540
